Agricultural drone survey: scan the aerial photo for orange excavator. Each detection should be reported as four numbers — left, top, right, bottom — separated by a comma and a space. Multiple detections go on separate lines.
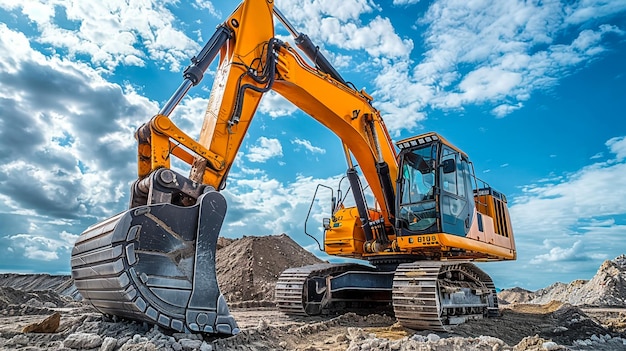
71, 0, 515, 335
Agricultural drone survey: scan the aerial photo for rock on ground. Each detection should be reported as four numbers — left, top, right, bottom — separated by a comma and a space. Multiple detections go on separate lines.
63, 332, 103, 349
21, 312, 60, 333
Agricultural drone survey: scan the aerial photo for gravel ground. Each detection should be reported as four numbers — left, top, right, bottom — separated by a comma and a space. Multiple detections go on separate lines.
1, 290, 625, 351
1, 241, 625, 350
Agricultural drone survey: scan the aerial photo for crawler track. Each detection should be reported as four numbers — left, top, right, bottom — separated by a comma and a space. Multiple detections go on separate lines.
276, 261, 498, 331
275, 263, 369, 316
392, 262, 444, 330
393, 261, 497, 331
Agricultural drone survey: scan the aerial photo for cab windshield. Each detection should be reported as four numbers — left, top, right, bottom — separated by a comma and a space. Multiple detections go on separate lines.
398, 144, 438, 232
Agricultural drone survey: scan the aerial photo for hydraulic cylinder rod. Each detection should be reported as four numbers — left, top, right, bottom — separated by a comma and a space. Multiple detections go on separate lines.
159, 26, 232, 117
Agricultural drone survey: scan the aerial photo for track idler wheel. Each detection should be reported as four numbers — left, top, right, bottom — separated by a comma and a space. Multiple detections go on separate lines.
71, 188, 238, 334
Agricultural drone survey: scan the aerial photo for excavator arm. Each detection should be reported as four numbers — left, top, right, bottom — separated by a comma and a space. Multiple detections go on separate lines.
71, 0, 399, 335
135, 0, 398, 237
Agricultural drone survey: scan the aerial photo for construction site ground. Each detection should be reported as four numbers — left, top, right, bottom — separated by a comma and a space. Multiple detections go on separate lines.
1, 285, 626, 350
1, 235, 626, 350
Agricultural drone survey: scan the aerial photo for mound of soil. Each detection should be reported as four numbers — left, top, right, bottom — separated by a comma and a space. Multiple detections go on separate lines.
498, 255, 626, 308
531, 255, 626, 306
452, 301, 618, 346
0, 274, 70, 291
215, 234, 323, 303
0, 286, 71, 316
498, 287, 535, 304
0, 273, 79, 300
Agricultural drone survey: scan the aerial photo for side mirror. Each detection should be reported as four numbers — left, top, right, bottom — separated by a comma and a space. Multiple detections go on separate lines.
323, 218, 331, 230
441, 159, 456, 174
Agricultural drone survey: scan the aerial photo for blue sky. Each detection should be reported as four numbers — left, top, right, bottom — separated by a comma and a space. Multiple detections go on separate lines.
0, 0, 625, 291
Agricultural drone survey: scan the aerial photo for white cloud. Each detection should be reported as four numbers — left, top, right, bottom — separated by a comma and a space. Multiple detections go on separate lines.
0, 0, 200, 71
369, 0, 626, 126
511, 155, 626, 234
565, 0, 626, 25
320, 16, 413, 58
292, 138, 326, 154
59, 231, 80, 245
280, 0, 375, 25
511, 163, 626, 238
529, 240, 606, 264
169, 95, 211, 138
246, 137, 284, 162
192, 0, 221, 18
279, 0, 412, 60
259, 92, 298, 118
502, 136, 626, 285
372, 60, 429, 134
221, 173, 344, 241
393, 0, 420, 5
590, 152, 603, 160
492, 102, 523, 118
5, 233, 75, 261
457, 67, 522, 102
606, 136, 626, 161
376, 99, 427, 136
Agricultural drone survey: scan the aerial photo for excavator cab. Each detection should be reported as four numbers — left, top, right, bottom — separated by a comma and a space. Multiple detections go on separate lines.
393, 132, 515, 262
396, 132, 476, 237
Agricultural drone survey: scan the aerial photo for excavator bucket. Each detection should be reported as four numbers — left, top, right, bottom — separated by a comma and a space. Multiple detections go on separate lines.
68, 7, 240, 333
70, 185, 239, 334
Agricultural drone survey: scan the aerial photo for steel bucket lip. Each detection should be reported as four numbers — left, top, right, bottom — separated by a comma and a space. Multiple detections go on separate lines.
71, 190, 239, 334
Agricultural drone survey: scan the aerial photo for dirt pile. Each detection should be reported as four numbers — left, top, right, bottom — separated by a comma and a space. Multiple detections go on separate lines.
531, 255, 626, 306
0, 286, 75, 317
0, 273, 79, 299
498, 255, 626, 307
498, 287, 535, 305
215, 234, 323, 304
451, 301, 622, 347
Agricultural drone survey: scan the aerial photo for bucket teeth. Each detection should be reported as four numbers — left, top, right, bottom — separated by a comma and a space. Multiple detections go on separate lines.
71, 189, 238, 334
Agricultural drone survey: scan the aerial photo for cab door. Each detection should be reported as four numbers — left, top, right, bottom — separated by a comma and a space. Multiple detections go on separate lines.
439, 146, 475, 236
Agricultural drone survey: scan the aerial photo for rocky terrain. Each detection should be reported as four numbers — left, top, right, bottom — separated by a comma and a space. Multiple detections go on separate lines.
530, 255, 626, 306
498, 255, 626, 307
0, 235, 625, 350
497, 287, 535, 305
